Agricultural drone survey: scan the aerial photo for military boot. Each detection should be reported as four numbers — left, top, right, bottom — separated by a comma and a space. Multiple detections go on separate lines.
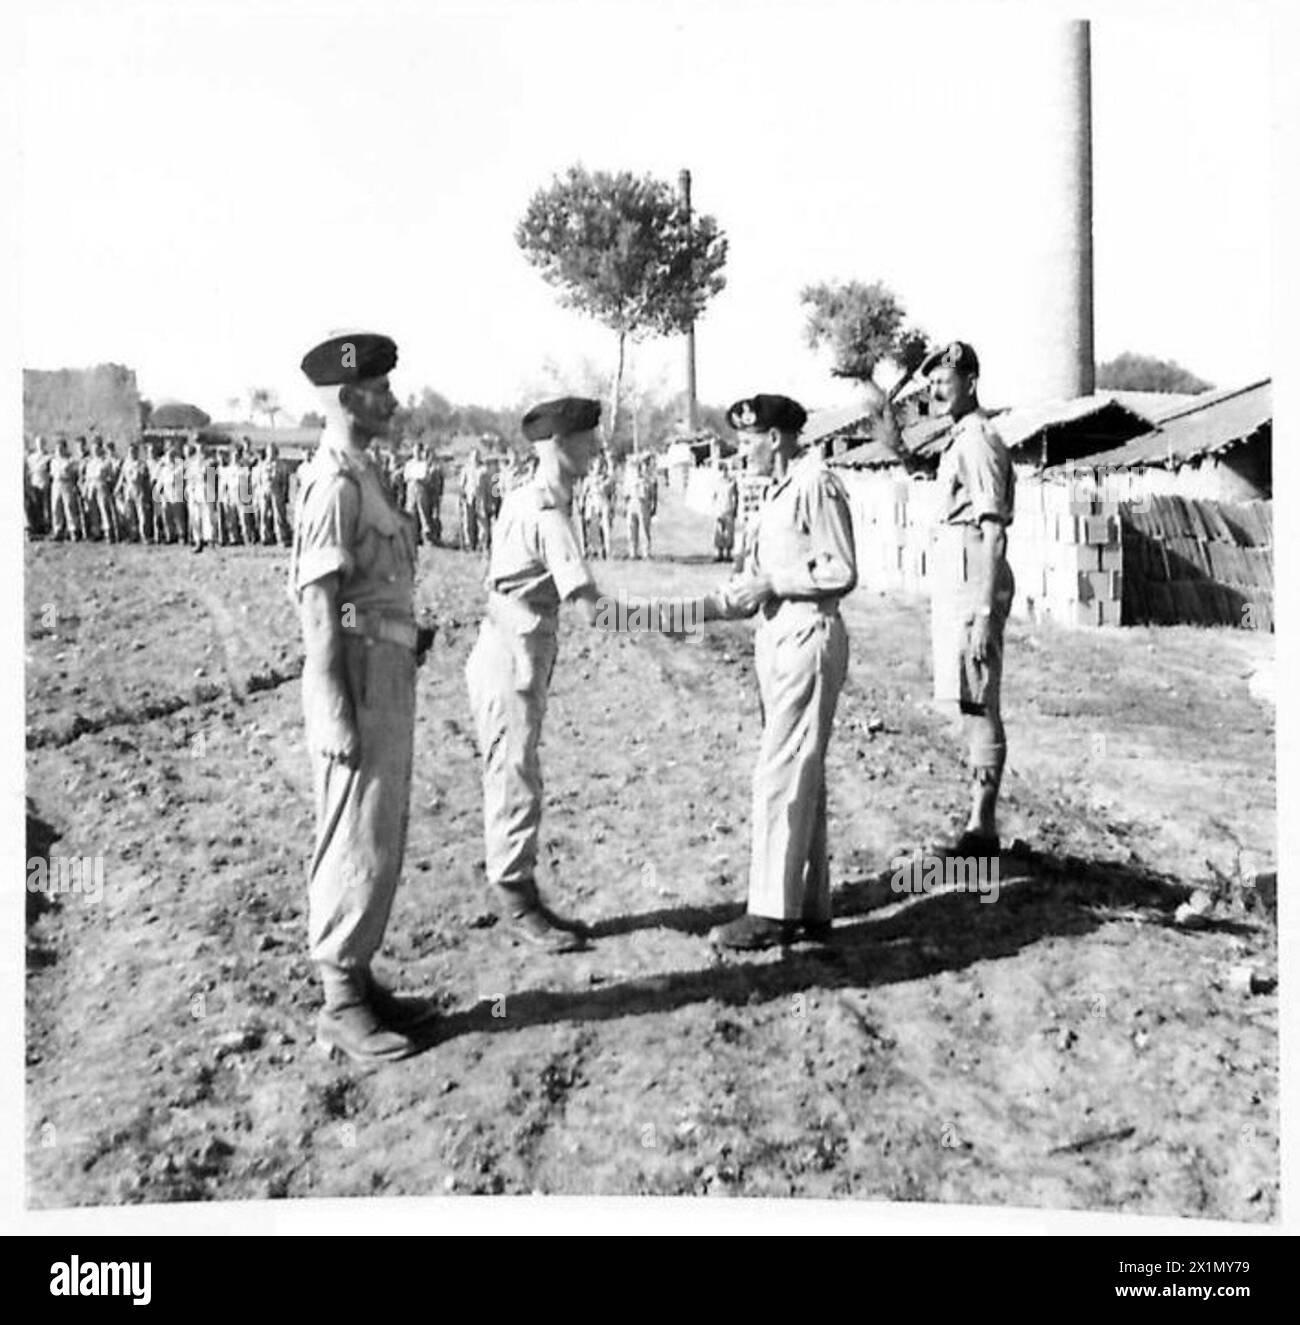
316, 965, 420, 1065
499, 881, 589, 954
363, 969, 441, 1033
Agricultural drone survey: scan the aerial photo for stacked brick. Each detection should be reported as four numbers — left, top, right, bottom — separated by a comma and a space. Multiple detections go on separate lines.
1007, 481, 1123, 626
1121, 495, 1273, 630
839, 476, 937, 596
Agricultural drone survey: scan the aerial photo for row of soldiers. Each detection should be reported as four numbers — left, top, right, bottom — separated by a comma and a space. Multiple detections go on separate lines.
571, 450, 659, 559
26, 429, 665, 560
24, 435, 293, 548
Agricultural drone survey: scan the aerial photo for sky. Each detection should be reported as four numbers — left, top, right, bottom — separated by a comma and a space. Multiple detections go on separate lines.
17, 0, 1276, 425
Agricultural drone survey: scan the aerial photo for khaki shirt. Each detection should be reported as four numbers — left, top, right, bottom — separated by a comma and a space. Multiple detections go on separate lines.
485, 475, 594, 636
933, 410, 1015, 608
51, 455, 80, 488
743, 451, 857, 601
28, 452, 51, 488
935, 410, 1015, 528
119, 457, 150, 493
84, 456, 112, 490
290, 438, 417, 624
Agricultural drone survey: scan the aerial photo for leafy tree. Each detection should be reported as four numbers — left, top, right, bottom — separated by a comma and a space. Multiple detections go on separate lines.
801, 279, 930, 398
247, 387, 281, 428
1097, 352, 1213, 394
516, 165, 728, 442
300, 411, 326, 429
392, 387, 456, 445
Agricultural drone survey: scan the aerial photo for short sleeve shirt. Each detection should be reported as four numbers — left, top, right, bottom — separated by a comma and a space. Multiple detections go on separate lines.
486, 476, 594, 632
936, 411, 1015, 527
291, 440, 417, 622
28, 453, 51, 486
50, 456, 79, 487
747, 452, 857, 601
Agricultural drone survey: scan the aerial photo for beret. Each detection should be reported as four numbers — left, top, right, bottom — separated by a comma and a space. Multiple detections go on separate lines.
521, 396, 602, 442
301, 330, 398, 385
920, 340, 980, 377
726, 394, 808, 434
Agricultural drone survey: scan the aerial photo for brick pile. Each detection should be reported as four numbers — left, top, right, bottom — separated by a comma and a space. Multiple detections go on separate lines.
1121, 495, 1273, 630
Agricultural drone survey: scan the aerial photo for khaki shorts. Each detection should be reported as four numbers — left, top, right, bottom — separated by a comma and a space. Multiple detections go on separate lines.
931, 596, 1006, 709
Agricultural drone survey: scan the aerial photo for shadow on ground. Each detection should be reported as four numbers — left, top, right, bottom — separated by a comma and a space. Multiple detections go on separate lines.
428, 848, 1202, 1046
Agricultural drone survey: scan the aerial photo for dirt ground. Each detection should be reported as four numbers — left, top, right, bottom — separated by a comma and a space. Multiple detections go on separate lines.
24, 490, 1278, 1216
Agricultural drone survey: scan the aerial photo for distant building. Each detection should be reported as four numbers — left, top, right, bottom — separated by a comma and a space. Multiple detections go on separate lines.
1074, 379, 1271, 502
23, 364, 143, 443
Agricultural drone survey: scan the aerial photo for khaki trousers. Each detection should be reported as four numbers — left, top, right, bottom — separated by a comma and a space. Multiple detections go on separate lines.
304, 636, 416, 969
465, 619, 557, 900
626, 501, 651, 558
747, 606, 849, 923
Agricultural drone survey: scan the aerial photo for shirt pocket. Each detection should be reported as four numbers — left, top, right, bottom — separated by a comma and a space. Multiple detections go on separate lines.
355, 499, 414, 587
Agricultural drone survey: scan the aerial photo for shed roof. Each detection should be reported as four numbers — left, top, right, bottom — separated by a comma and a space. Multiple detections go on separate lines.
1080, 379, 1270, 469
828, 413, 960, 469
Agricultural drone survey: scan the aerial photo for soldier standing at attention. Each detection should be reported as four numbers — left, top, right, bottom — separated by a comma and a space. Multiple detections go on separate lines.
234, 444, 259, 544
885, 342, 1014, 861
76, 438, 99, 540
216, 448, 238, 545
50, 438, 85, 541
712, 462, 739, 562
291, 329, 437, 1064
458, 449, 481, 551
466, 397, 700, 952
83, 438, 118, 542
116, 442, 153, 543
403, 442, 435, 545
704, 395, 858, 951
591, 451, 616, 559
258, 443, 291, 546
623, 454, 653, 559
162, 443, 188, 545
26, 437, 52, 536
427, 451, 445, 545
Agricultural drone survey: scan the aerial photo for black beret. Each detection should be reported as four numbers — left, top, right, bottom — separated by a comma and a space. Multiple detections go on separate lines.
301, 330, 398, 386
920, 340, 980, 377
726, 394, 808, 434
521, 397, 602, 442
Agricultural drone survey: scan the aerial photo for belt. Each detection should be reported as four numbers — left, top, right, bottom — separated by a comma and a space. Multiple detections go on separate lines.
486, 590, 557, 638
341, 612, 418, 650
760, 596, 842, 623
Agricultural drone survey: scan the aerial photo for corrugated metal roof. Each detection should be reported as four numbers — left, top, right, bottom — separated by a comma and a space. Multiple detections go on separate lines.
1101, 389, 1199, 421
994, 395, 1148, 450
1079, 379, 1270, 469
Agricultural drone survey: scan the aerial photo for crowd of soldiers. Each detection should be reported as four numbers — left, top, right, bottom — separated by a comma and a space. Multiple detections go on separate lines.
24, 435, 294, 550
25, 430, 667, 562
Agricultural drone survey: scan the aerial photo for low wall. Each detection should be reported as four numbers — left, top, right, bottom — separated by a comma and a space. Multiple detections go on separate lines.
836, 469, 1123, 627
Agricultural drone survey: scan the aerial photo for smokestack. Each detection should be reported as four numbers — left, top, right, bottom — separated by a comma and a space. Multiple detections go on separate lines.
679, 168, 699, 432
1032, 20, 1095, 401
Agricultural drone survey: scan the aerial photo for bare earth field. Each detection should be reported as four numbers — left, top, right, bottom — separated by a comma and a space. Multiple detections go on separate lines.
25, 491, 1278, 1216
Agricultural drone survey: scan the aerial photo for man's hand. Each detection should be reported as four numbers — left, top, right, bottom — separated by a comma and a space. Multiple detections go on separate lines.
968, 612, 993, 666
725, 571, 775, 615
315, 712, 361, 767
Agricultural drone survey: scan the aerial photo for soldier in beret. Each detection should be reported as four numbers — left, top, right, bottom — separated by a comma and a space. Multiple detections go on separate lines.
913, 341, 1014, 860
290, 329, 438, 1065
465, 396, 706, 952
704, 393, 858, 951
